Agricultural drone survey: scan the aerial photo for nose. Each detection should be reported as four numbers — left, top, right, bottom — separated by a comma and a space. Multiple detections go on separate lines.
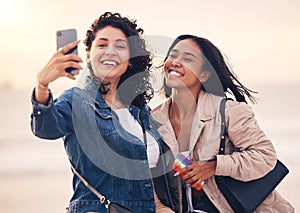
171, 59, 182, 67
105, 44, 116, 55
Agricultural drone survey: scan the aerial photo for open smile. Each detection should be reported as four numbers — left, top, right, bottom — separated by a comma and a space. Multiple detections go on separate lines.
101, 60, 119, 67
168, 69, 184, 78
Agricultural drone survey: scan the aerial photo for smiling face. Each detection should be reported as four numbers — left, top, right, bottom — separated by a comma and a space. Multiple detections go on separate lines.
87, 26, 130, 83
164, 39, 210, 94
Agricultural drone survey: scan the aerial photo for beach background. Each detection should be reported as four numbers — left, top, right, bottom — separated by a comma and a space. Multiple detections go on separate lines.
1, 0, 300, 212
0, 83, 299, 212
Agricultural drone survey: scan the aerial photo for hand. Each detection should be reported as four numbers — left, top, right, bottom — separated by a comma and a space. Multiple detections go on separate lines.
35, 40, 83, 104
177, 160, 216, 189
37, 40, 83, 86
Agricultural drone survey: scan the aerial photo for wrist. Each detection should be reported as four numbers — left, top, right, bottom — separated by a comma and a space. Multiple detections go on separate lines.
37, 83, 48, 89
36, 72, 49, 88
36, 82, 49, 94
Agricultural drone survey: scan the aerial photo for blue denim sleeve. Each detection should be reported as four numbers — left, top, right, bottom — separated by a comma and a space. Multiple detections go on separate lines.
30, 88, 73, 140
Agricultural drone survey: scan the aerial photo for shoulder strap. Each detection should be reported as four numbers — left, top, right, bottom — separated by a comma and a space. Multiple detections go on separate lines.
218, 98, 227, 155
68, 159, 110, 208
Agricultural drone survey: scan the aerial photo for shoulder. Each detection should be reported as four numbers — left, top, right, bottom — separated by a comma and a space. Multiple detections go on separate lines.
224, 99, 256, 128
150, 99, 170, 125
58, 87, 77, 97
151, 103, 163, 113
56, 87, 90, 104
225, 99, 254, 116
151, 97, 171, 113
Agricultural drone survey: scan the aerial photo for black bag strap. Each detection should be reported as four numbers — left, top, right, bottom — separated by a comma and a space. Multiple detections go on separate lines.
218, 98, 227, 155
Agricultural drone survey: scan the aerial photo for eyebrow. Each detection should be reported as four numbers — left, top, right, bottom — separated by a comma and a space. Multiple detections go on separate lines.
96, 38, 128, 43
170, 49, 198, 59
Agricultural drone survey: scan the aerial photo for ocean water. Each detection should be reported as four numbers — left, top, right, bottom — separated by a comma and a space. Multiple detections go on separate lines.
0, 82, 299, 212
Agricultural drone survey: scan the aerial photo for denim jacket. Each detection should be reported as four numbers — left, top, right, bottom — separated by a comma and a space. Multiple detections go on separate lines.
30, 77, 179, 213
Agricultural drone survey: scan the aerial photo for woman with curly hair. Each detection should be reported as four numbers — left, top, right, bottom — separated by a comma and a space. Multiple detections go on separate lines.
30, 12, 177, 213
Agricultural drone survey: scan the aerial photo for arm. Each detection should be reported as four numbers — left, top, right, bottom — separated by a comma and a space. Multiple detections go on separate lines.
31, 40, 82, 139
176, 100, 277, 186
215, 100, 277, 181
31, 89, 74, 139
35, 40, 82, 104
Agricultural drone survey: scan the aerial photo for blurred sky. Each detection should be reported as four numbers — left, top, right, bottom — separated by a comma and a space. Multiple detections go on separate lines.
0, 0, 300, 89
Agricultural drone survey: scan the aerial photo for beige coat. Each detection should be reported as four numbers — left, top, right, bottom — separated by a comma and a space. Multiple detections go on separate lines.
151, 91, 294, 213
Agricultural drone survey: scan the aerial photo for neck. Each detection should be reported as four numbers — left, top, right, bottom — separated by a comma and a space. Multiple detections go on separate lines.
102, 81, 125, 109
170, 88, 200, 116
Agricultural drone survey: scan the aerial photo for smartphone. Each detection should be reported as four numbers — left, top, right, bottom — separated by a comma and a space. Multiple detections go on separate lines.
173, 153, 205, 190
173, 153, 193, 175
56, 29, 78, 75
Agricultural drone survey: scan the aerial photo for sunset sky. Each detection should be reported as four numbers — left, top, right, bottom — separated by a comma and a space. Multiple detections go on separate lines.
0, 0, 300, 89
1, 1, 299, 211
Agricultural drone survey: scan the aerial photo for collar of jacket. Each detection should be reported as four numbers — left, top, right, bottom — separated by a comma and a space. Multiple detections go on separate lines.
82, 76, 148, 121
152, 90, 216, 125
83, 76, 110, 109
151, 90, 223, 158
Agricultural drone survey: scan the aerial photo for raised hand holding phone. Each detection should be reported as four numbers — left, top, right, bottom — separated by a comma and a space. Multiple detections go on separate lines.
56, 29, 80, 75
35, 30, 83, 104
173, 153, 205, 190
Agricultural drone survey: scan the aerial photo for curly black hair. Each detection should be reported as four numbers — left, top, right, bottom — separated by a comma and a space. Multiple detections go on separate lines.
84, 12, 153, 107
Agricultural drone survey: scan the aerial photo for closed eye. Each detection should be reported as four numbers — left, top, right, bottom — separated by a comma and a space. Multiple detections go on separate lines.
183, 58, 193, 62
169, 54, 177, 59
98, 43, 107, 48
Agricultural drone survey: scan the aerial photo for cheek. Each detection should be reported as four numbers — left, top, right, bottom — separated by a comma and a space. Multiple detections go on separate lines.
121, 53, 130, 62
163, 61, 171, 74
89, 49, 104, 61
187, 64, 202, 77
116, 48, 130, 61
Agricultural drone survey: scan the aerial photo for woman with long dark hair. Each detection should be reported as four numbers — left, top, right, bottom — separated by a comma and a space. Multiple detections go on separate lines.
152, 35, 294, 212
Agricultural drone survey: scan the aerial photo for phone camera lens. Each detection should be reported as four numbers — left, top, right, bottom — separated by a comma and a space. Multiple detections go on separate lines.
57, 32, 62, 37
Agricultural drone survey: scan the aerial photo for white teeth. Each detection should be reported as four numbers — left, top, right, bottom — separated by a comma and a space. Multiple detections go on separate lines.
102, 61, 117, 66
169, 71, 183, 77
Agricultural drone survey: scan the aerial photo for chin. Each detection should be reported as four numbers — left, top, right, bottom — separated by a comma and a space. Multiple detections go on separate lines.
166, 78, 181, 88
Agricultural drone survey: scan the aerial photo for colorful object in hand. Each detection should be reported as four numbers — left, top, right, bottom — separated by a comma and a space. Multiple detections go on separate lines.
173, 153, 205, 190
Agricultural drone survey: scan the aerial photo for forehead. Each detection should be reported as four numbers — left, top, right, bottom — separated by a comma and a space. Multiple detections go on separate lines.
172, 39, 202, 57
94, 26, 127, 41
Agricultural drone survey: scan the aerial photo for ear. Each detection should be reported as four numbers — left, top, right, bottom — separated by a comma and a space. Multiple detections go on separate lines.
199, 70, 211, 83
86, 51, 91, 63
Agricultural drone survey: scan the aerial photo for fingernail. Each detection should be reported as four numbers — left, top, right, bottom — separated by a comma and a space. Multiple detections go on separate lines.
174, 172, 179, 177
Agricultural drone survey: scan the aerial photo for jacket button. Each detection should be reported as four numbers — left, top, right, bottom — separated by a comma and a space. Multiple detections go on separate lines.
37, 111, 41, 115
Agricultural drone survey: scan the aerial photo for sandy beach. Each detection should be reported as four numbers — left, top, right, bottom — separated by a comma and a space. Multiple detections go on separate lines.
0, 83, 299, 212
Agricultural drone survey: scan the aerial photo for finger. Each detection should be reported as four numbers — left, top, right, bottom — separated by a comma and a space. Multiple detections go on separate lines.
190, 178, 200, 188
65, 72, 76, 80
181, 171, 196, 181
62, 61, 83, 71
61, 54, 83, 63
63, 40, 80, 54
57, 47, 65, 54
183, 173, 198, 183
191, 179, 205, 189
176, 167, 189, 177
180, 167, 190, 174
